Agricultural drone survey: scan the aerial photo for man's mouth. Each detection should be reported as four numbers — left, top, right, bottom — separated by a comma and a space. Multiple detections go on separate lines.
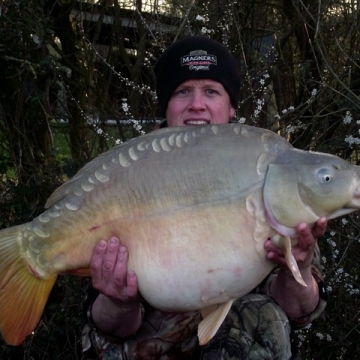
184, 120, 210, 125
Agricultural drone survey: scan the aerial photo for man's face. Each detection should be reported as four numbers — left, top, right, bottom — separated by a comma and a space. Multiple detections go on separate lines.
165, 79, 236, 127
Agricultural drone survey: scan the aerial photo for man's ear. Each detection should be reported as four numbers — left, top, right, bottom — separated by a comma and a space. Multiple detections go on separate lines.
229, 106, 236, 118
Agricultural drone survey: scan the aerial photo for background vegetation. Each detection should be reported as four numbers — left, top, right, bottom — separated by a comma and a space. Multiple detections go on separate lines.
1, 0, 360, 358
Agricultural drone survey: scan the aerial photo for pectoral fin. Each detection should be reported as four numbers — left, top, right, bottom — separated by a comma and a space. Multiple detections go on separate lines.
198, 300, 234, 346
272, 235, 307, 287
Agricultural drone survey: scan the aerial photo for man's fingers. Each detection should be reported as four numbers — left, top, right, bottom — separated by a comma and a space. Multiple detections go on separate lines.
113, 245, 130, 289
297, 218, 326, 249
311, 217, 327, 239
265, 218, 327, 269
266, 250, 287, 265
89, 237, 139, 301
125, 271, 139, 298
296, 223, 314, 249
101, 237, 121, 280
90, 240, 107, 281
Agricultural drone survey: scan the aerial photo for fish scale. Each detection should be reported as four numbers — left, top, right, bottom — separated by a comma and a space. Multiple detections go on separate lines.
1, 123, 360, 346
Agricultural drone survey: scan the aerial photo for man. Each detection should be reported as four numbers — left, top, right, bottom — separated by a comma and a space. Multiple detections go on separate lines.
82, 36, 327, 359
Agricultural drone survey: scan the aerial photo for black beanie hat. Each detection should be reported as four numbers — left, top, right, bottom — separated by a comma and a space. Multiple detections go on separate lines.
154, 36, 241, 116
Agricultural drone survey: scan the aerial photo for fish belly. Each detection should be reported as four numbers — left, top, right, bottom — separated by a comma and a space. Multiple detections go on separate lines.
121, 202, 275, 312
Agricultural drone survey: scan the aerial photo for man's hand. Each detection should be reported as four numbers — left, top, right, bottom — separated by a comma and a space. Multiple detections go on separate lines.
265, 217, 327, 271
264, 217, 327, 320
90, 237, 142, 336
90, 236, 139, 303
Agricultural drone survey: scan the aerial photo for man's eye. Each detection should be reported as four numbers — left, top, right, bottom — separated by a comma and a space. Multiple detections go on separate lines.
206, 89, 217, 94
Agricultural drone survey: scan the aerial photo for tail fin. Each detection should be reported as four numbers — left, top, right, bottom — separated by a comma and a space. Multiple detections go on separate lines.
0, 224, 56, 345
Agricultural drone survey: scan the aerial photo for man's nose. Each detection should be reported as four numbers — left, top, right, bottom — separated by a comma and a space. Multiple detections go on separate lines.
188, 92, 205, 110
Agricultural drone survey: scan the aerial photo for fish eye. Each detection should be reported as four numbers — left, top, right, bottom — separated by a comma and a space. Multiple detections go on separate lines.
318, 168, 332, 183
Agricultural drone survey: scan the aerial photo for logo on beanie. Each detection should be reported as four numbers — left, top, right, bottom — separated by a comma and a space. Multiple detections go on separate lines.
181, 50, 217, 71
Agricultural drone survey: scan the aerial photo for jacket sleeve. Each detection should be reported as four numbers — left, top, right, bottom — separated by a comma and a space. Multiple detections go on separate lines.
258, 242, 328, 329
81, 281, 201, 359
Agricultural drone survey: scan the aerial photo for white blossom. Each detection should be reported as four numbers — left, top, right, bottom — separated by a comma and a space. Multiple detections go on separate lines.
122, 102, 130, 112
287, 126, 294, 133
330, 240, 336, 247
336, 267, 344, 275
343, 111, 352, 124
345, 135, 360, 146
201, 27, 212, 34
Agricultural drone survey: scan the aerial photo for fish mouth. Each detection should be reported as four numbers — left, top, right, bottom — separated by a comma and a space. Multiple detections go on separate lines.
352, 186, 360, 203
184, 120, 210, 125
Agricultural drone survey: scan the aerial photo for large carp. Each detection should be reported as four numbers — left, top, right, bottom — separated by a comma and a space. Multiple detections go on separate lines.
1, 123, 360, 346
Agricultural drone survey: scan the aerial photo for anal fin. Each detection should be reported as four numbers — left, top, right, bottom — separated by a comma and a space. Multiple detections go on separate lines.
198, 300, 234, 346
